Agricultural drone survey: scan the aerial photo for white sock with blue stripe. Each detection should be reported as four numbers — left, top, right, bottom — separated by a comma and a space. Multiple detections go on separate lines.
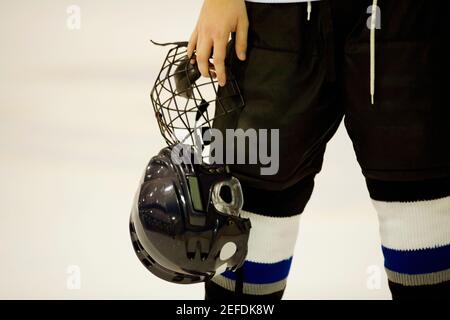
373, 195, 450, 286
367, 178, 450, 291
212, 210, 301, 295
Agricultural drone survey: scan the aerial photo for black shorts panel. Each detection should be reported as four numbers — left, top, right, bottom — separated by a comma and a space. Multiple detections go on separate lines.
216, 0, 450, 191
213, 2, 342, 192
341, 0, 450, 181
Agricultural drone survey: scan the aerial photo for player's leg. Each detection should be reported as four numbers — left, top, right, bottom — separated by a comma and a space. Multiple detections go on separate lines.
205, 175, 315, 300
367, 178, 450, 299
342, 0, 450, 299
206, 1, 342, 300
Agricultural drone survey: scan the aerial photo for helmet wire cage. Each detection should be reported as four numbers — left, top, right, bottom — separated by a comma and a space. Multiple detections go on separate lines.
150, 41, 244, 164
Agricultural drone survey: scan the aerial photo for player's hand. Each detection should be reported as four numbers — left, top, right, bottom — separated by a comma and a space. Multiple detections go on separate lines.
187, 0, 248, 87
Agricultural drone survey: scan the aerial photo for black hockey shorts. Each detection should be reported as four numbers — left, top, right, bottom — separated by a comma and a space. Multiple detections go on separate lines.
215, 0, 450, 194
207, 0, 450, 300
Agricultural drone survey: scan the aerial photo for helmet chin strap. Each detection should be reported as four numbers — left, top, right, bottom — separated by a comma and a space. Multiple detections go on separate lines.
194, 99, 213, 148
235, 266, 245, 297
150, 39, 189, 47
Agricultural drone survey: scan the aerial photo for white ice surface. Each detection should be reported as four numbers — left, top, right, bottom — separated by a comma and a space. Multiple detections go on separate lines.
0, 0, 390, 300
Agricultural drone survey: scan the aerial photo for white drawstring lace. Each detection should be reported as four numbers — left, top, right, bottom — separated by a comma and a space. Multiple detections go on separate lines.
307, 1, 312, 21
370, 0, 378, 105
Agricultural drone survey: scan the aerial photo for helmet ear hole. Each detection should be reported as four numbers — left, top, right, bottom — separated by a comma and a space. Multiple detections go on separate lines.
212, 177, 244, 215
220, 242, 237, 261
215, 263, 228, 275
219, 185, 233, 204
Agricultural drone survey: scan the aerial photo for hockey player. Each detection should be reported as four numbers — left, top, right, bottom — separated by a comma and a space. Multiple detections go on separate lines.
187, 0, 450, 300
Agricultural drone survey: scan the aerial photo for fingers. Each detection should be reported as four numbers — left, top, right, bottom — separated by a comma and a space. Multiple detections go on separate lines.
196, 35, 213, 79
187, 29, 198, 59
213, 37, 228, 86
190, 31, 224, 82
235, 15, 249, 61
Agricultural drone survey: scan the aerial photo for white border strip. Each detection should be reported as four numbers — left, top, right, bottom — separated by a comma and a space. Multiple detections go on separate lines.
386, 268, 450, 286
212, 275, 287, 295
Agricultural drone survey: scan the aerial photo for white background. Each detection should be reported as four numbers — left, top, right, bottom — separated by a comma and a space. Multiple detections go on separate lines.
0, 0, 390, 299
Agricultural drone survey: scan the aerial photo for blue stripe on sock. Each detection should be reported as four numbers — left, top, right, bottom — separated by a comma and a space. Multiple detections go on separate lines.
222, 258, 293, 284
382, 243, 450, 275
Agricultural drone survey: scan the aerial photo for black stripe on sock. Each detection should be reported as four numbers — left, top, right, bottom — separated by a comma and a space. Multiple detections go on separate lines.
389, 280, 450, 300
204, 280, 284, 301
366, 176, 450, 202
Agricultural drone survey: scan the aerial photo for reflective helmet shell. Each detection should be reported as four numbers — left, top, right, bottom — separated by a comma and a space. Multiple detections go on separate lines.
130, 147, 251, 284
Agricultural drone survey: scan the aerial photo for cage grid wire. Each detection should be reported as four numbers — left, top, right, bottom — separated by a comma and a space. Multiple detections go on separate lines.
150, 43, 244, 164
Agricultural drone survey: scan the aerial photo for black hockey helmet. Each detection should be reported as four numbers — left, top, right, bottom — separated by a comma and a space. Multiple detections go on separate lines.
130, 147, 251, 283
130, 41, 250, 284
